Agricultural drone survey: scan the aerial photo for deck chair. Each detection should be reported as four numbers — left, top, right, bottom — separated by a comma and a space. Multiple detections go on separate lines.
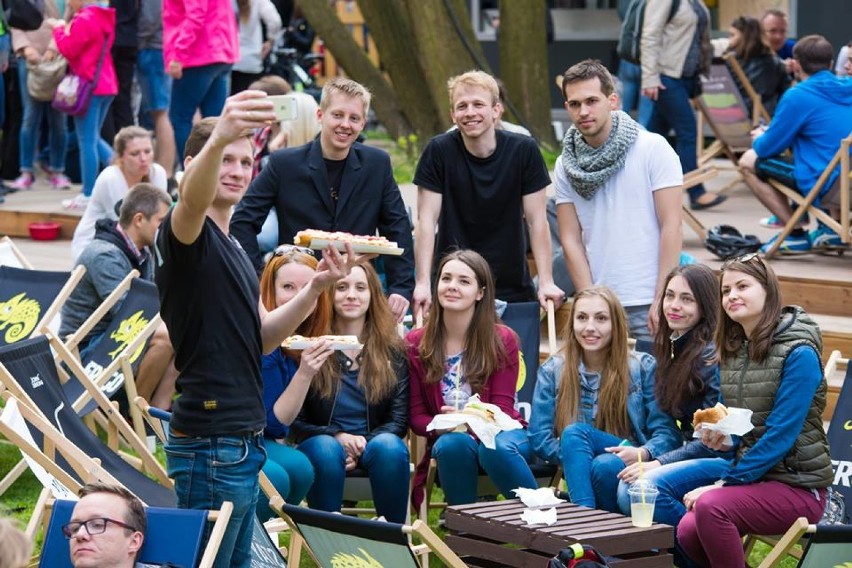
270, 496, 467, 568
763, 132, 852, 259
0, 236, 33, 268
420, 300, 560, 519
723, 53, 772, 127
0, 336, 174, 512
0, 265, 85, 346
40, 498, 232, 568
134, 396, 291, 567
59, 275, 161, 439
757, 522, 852, 568
696, 61, 756, 196
743, 353, 851, 566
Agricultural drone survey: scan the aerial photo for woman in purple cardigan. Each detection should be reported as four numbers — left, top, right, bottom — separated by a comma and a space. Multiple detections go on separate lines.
407, 250, 536, 510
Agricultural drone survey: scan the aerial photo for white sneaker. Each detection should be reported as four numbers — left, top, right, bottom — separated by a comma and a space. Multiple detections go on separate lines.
62, 194, 90, 210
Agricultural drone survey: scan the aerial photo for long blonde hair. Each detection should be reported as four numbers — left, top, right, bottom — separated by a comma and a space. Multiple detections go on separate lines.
554, 287, 631, 438
0, 518, 32, 568
312, 264, 403, 404
237, 0, 250, 22
280, 92, 321, 147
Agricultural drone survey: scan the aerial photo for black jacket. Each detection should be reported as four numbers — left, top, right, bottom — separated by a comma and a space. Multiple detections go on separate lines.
290, 350, 409, 442
229, 138, 415, 301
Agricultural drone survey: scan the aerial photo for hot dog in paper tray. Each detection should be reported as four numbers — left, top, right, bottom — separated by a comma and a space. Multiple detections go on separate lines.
426, 394, 523, 449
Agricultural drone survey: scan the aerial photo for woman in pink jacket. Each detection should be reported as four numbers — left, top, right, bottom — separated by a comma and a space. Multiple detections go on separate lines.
163, 0, 240, 160
49, 0, 117, 210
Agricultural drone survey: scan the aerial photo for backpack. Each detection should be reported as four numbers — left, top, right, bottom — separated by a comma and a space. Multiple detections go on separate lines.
617, 0, 680, 65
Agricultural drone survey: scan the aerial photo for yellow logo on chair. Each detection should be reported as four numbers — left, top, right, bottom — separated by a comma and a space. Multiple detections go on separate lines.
516, 350, 527, 392
330, 548, 384, 568
108, 310, 149, 361
0, 292, 41, 343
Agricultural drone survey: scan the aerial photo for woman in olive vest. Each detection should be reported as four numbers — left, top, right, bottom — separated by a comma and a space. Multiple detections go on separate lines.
676, 254, 831, 567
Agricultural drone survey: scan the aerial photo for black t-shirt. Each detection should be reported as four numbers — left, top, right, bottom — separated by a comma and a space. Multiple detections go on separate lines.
154, 212, 264, 436
324, 157, 346, 205
413, 130, 550, 302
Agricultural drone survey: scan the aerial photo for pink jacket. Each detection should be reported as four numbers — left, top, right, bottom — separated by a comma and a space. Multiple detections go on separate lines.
163, 0, 239, 69
52, 5, 117, 96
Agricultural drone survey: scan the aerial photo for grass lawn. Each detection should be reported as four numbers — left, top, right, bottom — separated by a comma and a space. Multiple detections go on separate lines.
0, 437, 799, 567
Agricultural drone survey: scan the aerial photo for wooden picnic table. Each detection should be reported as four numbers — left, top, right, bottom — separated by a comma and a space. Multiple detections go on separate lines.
444, 499, 674, 567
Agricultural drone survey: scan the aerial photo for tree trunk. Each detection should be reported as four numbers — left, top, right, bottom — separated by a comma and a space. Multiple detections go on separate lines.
498, 1, 557, 148
297, 0, 413, 139
357, 0, 444, 144
403, 0, 490, 131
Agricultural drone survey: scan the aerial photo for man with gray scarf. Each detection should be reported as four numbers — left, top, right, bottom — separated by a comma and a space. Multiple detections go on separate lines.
555, 60, 683, 341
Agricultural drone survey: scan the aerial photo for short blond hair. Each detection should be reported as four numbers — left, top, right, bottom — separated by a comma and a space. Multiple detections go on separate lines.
0, 518, 32, 568
320, 78, 371, 115
447, 70, 499, 106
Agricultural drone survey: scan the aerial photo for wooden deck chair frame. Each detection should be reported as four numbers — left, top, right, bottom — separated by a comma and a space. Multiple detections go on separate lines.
682, 167, 719, 241
270, 496, 468, 568
40, 498, 232, 568
0, 337, 170, 487
763, 132, 851, 259
418, 300, 560, 521
0, 236, 34, 268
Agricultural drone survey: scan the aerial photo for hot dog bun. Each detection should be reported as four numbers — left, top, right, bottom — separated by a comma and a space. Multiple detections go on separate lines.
461, 403, 496, 423
693, 402, 728, 426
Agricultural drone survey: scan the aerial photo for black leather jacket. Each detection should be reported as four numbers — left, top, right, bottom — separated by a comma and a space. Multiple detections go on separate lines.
290, 350, 409, 443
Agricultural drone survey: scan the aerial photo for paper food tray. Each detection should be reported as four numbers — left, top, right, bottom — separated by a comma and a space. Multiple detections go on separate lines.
282, 338, 364, 351
307, 238, 404, 256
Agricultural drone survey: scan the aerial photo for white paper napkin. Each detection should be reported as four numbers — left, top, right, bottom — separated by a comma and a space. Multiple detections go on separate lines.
520, 507, 557, 526
425, 395, 523, 449
513, 487, 566, 508
693, 406, 754, 438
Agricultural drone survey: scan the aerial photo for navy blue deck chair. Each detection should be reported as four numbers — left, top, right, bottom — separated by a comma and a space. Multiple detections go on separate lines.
0, 265, 85, 346
827, 357, 852, 523
60, 276, 161, 437
0, 336, 174, 507
270, 496, 467, 568
40, 498, 232, 568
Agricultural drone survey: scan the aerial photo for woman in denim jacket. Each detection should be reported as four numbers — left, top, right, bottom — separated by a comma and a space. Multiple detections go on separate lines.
529, 286, 680, 513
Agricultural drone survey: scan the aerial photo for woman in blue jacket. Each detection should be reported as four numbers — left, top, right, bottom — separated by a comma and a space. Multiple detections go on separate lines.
291, 263, 410, 523
530, 286, 680, 513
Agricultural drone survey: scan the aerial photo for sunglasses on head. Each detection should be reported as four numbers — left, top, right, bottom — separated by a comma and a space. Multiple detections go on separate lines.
721, 252, 760, 269
272, 245, 315, 258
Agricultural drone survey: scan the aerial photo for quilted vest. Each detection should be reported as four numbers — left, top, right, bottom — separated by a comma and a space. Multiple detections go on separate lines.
721, 306, 832, 488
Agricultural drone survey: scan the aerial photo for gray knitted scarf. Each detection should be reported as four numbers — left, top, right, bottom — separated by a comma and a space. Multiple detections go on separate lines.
560, 110, 640, 200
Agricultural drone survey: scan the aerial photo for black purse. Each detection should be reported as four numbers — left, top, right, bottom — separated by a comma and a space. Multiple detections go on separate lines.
6, 0, 45, 31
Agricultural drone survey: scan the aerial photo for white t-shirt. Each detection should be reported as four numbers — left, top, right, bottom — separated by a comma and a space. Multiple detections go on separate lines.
71, 164, 168, 260
554, 129, 682, 307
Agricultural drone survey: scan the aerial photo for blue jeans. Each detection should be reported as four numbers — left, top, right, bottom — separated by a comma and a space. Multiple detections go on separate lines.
624, 304, 652, 343
560, 423, 625, 512
616, 457, 730, 525
617, 60, 654, 124
643, 74, 705, 201
165, 430, 266, 568
298, 432, 410, 523
73, 94, 114, 196
170, 62, 231, 161
432, 429, 537, 506
258, 437, 314, 520
16, 59, 68, 173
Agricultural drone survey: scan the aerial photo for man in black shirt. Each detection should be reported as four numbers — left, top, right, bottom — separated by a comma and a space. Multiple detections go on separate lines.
413, 70, 564, 316
155, 91, 365, 568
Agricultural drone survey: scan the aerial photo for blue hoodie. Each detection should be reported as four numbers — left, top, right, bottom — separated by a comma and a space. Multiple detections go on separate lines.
753, 70, 852, 195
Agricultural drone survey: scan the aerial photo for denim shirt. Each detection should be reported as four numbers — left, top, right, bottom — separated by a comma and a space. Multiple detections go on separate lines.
529, 351, 681, 465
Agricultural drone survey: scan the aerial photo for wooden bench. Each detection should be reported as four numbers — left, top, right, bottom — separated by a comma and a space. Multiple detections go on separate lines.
445, 499, 673, 567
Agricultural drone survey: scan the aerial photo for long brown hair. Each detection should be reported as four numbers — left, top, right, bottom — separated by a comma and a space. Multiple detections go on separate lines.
259, 250, 331, 360
716, 255, 782, 364
417, 250, 508, 393
653, 264, 719, 419
730, 16, 773, 61
312, 264, 403, 404
554, 287, 631, 438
